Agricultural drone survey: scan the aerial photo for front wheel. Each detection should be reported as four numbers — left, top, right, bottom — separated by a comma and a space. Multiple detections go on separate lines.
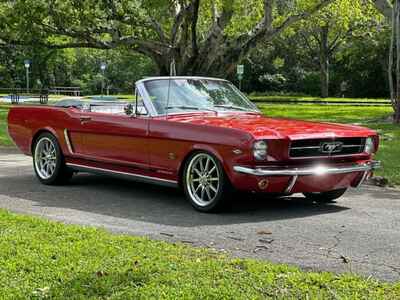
183, 152, 232, 212
303, 188, 347, 203
33, 133, 73, 185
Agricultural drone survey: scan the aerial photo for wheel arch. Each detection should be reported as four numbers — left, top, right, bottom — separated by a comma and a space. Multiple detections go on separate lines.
177, 145, 230, 188
30, 128, 60, 155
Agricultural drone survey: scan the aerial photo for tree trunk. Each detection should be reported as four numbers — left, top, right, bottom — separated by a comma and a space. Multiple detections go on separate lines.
389, 0, 400, 124
319, 26, 330, 98
395, 0, 400, 123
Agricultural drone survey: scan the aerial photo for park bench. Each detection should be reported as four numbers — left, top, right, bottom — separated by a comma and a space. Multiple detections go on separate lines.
48, 87, 81, 96
5, 88, 49, 105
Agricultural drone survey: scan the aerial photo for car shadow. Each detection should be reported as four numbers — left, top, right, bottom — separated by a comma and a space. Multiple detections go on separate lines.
0, 172, 351, 227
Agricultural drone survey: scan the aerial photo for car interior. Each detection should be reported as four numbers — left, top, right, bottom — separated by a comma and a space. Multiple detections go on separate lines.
54, 99, 148, 116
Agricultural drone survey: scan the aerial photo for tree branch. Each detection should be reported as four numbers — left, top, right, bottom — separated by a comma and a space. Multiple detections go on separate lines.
264, 0, 274, 30
371, 0, 393, 20
236, 0, 335, 57
270, 0, 335, 39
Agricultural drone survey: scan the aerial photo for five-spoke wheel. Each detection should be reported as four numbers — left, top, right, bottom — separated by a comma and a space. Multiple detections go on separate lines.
183, 152, 231, 212
33, 133, 73, 185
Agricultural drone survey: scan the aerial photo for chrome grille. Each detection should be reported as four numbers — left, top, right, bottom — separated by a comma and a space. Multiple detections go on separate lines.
289, 137, 366, 158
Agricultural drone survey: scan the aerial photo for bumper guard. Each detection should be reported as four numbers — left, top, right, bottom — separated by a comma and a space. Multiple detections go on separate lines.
233, 161, 381, 193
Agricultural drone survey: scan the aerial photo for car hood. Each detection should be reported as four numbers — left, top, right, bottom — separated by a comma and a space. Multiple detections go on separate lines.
166, 113, 376, 140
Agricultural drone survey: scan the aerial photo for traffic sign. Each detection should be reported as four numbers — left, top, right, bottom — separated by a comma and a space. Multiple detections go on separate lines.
237, 64, 244, 75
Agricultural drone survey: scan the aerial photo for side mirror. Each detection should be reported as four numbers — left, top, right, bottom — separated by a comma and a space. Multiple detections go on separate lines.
124, 104, 134, 116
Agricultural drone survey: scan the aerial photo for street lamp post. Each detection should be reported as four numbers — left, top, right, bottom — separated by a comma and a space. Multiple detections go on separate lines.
237, 64, 244, 91
24, 60, 31, 94
100, 62, 107, 98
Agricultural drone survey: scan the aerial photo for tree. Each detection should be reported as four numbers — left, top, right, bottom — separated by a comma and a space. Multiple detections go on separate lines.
372, 0, 400, 123
0, 0, 335, 77
388, 0, 400, 123
293, 0, 381, 98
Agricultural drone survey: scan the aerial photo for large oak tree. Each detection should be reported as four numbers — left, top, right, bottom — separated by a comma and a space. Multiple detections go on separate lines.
0, 0, 335, 76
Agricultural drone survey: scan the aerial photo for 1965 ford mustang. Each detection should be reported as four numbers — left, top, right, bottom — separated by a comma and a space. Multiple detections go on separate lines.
8, 77, 381, 212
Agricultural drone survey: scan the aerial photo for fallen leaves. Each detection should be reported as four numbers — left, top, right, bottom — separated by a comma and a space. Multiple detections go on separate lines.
340, 255, 350, 264
257, 230, 272, 235
32, 287, 50, 298
258, 238, 274, 244
253, 245, 269, 253
96, 270, 108, 277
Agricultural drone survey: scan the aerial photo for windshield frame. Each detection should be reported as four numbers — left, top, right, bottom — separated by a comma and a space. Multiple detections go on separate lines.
135, 77, 260, 117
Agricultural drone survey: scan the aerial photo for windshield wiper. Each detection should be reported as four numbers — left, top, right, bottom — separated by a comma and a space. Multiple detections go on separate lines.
165, 106, 217, 113
213, 104, 252, 111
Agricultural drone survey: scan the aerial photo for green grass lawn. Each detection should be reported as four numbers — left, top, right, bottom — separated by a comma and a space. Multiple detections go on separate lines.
0, 104, 12, 146
250, 95, 390, 104
0, 209, 399, 299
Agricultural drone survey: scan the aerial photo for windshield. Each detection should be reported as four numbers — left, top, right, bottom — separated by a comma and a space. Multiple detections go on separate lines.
143, 78, 259, 115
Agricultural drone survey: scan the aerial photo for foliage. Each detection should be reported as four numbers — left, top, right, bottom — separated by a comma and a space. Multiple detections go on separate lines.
0, 0, 394, 98
0, 46, 155, 94
0, 0, 336, 76
239, 0, 387, 97
0, 209, 399, 299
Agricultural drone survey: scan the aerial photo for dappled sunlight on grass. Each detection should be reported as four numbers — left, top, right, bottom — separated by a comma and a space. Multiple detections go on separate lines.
0, 209, 399, 299
259, 104, 393, 124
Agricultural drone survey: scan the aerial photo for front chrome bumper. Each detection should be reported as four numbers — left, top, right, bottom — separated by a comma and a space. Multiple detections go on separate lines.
233, 161, 381, 193
233, 161, 381, 177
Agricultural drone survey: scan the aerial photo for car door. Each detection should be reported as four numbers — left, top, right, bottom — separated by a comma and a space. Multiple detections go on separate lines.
76, 96, 149, 170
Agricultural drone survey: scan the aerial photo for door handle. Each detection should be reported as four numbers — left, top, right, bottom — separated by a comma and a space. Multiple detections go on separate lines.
80, 116, 92, 124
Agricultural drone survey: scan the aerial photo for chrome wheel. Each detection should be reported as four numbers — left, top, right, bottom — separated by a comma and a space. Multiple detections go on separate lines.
34, 137, 57, 180
186, 153, 220, 207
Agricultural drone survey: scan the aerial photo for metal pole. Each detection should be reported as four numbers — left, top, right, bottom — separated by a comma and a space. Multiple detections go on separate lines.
101, 70, 104, 98
26, 68, 29, 94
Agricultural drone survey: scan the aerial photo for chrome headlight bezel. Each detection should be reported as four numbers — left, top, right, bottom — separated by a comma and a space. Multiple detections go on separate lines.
253, 140, 268, 161
364, 137, 375, 154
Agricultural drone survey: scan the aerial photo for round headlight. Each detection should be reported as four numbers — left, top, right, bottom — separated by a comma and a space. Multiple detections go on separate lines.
253, 140, 268, 161
364, 137, 375, 154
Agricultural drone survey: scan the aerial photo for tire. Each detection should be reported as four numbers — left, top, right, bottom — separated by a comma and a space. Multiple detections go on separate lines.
303, 188, 347, 203
183, 152, 232, 212
33, 133, 73, 185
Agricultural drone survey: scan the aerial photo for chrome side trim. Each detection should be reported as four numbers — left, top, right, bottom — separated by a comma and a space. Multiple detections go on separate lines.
64, 129, 74, 154
66, 163, 178, 187
233, 161, 381, 177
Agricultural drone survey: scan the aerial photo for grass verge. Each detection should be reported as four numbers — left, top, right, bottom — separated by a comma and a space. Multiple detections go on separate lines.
250, 95, 390, 104
0, 209, 399, 299
0, 104, 12, 146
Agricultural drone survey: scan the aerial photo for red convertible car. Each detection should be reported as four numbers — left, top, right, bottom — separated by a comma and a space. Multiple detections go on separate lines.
8, 77, 380, 212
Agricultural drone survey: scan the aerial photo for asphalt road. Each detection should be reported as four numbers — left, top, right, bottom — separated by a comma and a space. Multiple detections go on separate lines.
1, 148, 399, 282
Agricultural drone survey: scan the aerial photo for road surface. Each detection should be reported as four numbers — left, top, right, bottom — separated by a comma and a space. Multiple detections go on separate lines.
0, 148, 399, 281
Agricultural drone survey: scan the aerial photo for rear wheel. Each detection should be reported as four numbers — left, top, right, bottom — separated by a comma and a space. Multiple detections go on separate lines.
183, 152, 231, 212
33, 133, 73, 185
303, 188, 347, 203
